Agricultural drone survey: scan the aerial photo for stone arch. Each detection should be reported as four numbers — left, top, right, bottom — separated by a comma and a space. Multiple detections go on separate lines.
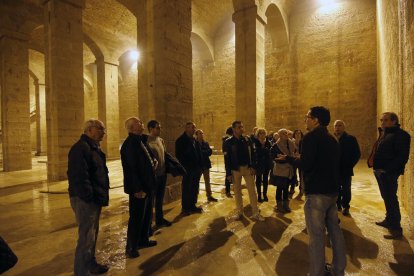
83, 33, 104, 60
28, 69, 38, 83
191, 32, 214, 64
118, 50, 138, 82
265, 3, 289, 48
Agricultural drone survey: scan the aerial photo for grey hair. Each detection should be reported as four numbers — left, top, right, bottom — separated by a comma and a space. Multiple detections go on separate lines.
125, 117, 140, 133
382, 112, 399, 124
83, 119, 104, 133
334, 120, 346, 127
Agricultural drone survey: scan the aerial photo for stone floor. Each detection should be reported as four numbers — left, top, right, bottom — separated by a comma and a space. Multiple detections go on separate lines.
1, 157, 414, 275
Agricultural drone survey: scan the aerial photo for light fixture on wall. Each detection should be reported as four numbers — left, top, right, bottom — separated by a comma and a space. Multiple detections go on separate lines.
129, 50, 140, 61
317, 0, 341, 13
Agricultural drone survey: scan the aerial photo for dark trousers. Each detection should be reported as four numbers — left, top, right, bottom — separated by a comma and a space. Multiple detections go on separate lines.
337, 175, 352, 209
155, 175, 167, 223
181, 168, 202, 211
256, 169, 270, 197
275, 177, 290, 201
225, 178, 231, 193
126, 193, 153, 251
374, 170, 402, 230
70, 196, 101, 276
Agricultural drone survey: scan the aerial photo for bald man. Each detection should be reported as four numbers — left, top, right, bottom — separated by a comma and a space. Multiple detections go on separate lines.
333, 120, 361, 216
121, 117, 158, 259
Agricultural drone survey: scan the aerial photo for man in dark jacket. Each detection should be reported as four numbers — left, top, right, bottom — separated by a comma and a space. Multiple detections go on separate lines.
175, 122, 204, 214
67, 119, 109, 275
302, 107, 346, 276
196, 129, 218, 202
223, 121, 264, 221
121, 117, 158, 259
371, 112, 411, 239
333, 120, 361, 216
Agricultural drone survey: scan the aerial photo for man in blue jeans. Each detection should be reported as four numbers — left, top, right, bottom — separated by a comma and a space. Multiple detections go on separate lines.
301, 106, 346, 276
67, 119, 110, 275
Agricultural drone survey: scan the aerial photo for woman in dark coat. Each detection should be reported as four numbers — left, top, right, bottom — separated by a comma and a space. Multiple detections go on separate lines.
254, 128, 272, 202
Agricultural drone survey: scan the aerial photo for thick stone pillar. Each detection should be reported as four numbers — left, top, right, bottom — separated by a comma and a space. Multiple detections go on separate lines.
118, 54, 138, 141
35, 81, 47, 155
44, 0, 85, 181
0, 32, 32, 171
137, 0, 192, 151
96, 58, 120, 159
233, 6, 266, 130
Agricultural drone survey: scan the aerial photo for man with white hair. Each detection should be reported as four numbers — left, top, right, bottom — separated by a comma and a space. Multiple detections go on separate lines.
333, 120, 361, 216
121, 117, 158, 259
68, 119, 109, 275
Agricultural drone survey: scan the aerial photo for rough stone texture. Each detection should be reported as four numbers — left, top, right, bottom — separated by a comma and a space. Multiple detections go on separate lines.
265, 0, 377, 157
118, 52, 138, 142
30, 76, 37, 151
137, 0, 193, 202
83, 63, 98, 121
0, 35, 32, 171
44, 0, 85, 181
234, 6, 266, 133
377, 0, 414, 225
193, 20, 236, 150
96, 59, 120, 159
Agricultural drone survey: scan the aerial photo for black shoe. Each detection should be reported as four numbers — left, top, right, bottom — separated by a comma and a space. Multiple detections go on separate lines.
89, 263, 109, 274
342, 208, 350, 216
156, 218, 172, 227
375, 219, 390, 229
138, 240, 157, 249
263, 195, 269, 202
226, 192, 233, 198
190, 206, 203, 213
207, 196, 218, 202
258, 197, 263, 203
384, 229, 403, 240
125, 249, 140, 259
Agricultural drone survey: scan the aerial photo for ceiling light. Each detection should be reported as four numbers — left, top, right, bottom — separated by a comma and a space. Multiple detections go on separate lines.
129, 50, 139, 61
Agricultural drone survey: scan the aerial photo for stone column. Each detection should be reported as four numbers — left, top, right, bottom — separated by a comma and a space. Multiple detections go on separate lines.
35, 80, 47, 156
96, 58, 120, 159
44, 0, 85, 181
233, 5, 266, 130
0, 32, 32, 171
137, 0, 192, 151
118, 54, 138, 141
136, 0, 192, 203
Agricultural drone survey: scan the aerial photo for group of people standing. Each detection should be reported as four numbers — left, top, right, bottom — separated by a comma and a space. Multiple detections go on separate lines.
66, 105, 410, 276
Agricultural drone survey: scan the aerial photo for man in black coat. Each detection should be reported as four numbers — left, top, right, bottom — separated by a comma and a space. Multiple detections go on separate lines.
175, 122, 204, 214
370, 112, 411, 239
301, 107, 346, 276
67, 119, 109, 275
121, 117, 158, 259
333, 120, 361, 216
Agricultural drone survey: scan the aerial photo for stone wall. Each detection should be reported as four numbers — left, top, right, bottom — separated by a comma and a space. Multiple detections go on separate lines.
377, 0, 414, 224
265, 0, 377, 157
193, 21, 236, 151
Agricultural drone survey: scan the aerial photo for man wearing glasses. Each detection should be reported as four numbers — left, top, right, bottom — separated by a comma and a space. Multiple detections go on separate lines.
67, 119, 109, 275
369, 112, 410, 239
301, 107, 346, 276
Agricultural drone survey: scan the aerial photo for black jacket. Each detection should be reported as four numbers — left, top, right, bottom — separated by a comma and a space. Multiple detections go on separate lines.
337, 132, 361, 177
67, 134, 110, 206
198, 140, 212, 169
255, 139, 272, 172
120, 133, 156, 194
301, 126, 340, 195
373, 125, 411, 175
223, 135, 257, 177
165, 152, 187, 177
175, 132, 203, 170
